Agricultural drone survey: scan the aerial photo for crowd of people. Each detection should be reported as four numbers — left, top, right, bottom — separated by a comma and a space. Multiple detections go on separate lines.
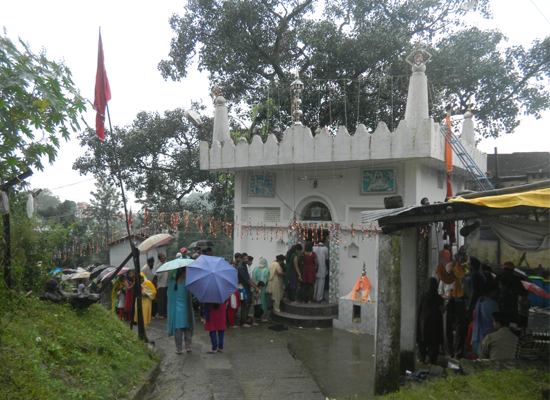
91, 239, 531, 360
416, 244, 530, 365
106, 241, 331, 353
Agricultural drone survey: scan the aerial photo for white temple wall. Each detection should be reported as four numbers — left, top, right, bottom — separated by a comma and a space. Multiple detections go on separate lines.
232, 159, 445, 298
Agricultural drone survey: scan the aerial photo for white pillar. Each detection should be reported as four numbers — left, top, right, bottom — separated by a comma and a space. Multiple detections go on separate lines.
460, 111, 475, 146
212, 96, 233, 146
404, 64, 429, 131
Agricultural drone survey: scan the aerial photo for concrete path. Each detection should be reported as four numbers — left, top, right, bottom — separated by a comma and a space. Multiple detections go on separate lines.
141, 308, 547, 399
143, 318, 325, 400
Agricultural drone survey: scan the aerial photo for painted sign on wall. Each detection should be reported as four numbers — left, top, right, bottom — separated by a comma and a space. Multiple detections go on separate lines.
249, 174, 275, 197
361, 169, 395, 194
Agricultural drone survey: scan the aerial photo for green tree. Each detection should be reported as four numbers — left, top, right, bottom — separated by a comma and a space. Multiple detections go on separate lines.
85, 175, 122, 262
37, 199, 77, 228
159, 0, 549, 139
74, 107, 219, 212
0, 34, 86, 182
34, 188, 61, 211
1, 190, 76, 291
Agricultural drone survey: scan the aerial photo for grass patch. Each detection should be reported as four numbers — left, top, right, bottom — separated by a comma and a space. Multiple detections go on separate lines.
1, 297, 158, 399
381, 369, 549, 400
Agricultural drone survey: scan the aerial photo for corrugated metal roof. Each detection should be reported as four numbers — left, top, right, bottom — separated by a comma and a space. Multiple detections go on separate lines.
361, 206, 418, 223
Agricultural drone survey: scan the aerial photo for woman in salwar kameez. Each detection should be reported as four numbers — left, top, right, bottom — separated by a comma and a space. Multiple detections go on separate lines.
167, 268, 195, 354
134, 272, 157, 330
252, 258, 270, 320
123, 270, 135, 321
267, 256, 286, 314
416, 277, 445, 365
111, 276, 124, 313
285, 244, 302, 303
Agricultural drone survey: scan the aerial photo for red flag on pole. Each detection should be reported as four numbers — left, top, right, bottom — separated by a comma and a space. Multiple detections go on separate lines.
94, 29, 111, 141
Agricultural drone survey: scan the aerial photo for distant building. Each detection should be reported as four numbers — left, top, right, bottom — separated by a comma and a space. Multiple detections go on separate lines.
487, 152, 550, 189
76, 202, 89, 219
108, 235, 166, 269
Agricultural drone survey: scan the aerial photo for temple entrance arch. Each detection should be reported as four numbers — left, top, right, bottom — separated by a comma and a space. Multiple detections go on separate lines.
300, 201, 332, 221
293, 196, 340, 303
295, 195, 337, 222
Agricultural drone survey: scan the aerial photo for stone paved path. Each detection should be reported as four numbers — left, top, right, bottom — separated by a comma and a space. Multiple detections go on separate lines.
143, 318, 325, 400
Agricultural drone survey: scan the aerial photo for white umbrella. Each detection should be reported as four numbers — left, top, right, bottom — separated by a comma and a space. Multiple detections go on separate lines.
139, 233, 174, 255
69, 272, 91, 280
62, 268, 88, 281
155, 258, 195, 274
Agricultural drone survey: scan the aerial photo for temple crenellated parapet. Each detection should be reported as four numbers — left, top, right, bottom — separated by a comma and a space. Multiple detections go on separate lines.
199, 116, 486, 172
199, 51, 486, 174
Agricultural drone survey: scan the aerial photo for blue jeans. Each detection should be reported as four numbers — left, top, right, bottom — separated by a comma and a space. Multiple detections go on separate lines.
209, 330, 225, 351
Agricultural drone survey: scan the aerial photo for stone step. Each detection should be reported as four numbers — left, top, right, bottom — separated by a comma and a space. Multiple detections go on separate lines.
271, 311, 337, 329
280, 300, 339, 317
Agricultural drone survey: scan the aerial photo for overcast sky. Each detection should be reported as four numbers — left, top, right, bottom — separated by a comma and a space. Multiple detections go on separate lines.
2, 0, 549, 209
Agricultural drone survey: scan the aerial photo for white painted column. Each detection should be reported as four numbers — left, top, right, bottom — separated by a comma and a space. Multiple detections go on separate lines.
404, 64, 429, 131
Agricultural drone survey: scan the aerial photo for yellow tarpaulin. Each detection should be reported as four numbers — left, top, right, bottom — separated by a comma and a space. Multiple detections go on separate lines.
450, 188, 550, 209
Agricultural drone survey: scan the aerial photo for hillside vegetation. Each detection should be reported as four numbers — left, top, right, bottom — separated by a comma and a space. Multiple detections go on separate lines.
0, 297, 157, 399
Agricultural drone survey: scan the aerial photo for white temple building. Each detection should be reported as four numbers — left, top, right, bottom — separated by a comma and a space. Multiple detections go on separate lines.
199, 53, 486, 332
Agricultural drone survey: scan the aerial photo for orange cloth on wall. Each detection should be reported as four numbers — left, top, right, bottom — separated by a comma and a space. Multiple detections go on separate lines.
445, 115, 453, 173
351, 274, 371, 302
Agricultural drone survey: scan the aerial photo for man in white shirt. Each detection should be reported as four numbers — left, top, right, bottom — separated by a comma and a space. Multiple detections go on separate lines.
313, 242, 329, 302
141, 257, 155, 282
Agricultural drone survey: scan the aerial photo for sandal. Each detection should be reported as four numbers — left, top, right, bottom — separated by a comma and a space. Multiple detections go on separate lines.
175, 350, 182, 355
217, 349, 223, 353
187, 349, 192, 353
207, 350, 217, 354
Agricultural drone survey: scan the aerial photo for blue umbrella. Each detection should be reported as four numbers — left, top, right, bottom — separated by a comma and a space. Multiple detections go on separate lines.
155, 258, 195, 274
185, 255, 238, 303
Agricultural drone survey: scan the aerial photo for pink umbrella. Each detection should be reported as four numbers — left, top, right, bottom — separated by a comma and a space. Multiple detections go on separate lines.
101, 267, 131, 281
522, 281, 550, 299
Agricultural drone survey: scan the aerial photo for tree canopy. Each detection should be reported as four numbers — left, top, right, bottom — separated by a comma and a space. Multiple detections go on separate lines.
0, 35, 87, 182
74, 107, 214, 212
159, 0, 549, 139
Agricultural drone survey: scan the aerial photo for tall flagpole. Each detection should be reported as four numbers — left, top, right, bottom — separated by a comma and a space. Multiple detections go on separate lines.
105, 104, 146, 341
94, 28, 146, 340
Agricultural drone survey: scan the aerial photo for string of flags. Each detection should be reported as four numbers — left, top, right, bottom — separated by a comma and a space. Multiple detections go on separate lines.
54, 210, 379, 261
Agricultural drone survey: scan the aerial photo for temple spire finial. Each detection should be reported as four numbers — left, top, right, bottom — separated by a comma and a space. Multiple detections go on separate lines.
404, 47, 432, 130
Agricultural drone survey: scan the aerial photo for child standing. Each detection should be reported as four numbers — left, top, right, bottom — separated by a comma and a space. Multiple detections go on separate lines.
205, 302, 227, 353
252, 281, 266, 325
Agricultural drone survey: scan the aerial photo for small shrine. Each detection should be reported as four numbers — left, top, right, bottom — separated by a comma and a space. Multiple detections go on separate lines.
199, 49, 486, 332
